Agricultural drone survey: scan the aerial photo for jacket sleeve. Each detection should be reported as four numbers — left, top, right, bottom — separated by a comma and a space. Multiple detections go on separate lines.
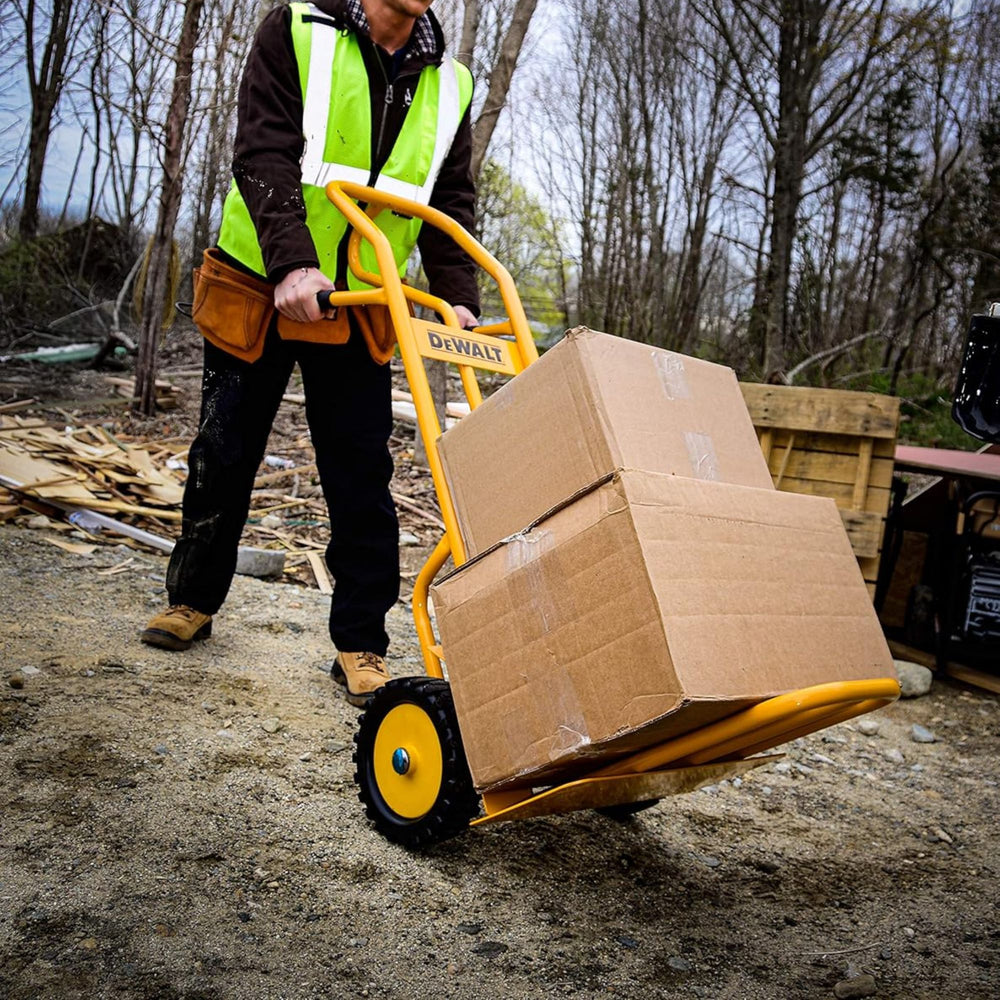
231, 6, 318, 281
418, 104, 481, 317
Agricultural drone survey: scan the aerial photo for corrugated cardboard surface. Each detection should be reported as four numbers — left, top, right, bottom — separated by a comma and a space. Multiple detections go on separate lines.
438, 327, 774, 558
432, 471, 894, 792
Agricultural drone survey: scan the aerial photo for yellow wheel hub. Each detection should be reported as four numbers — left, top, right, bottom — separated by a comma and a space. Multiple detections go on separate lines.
373, 703, 443, 820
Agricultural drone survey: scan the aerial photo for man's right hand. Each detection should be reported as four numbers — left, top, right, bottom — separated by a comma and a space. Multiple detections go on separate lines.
274, 266, 336, 323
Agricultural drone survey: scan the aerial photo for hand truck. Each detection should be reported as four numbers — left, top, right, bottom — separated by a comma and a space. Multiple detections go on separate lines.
319, 181, 900, 847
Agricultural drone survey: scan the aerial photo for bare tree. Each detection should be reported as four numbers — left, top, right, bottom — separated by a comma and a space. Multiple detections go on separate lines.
15, 0, 87, 239
467, 0, 539, 179
187, 0, 258, 258
531, 0, 745, 353
704, 0, 940, 377
132, 0, 205, 415
457, 0, 480, 67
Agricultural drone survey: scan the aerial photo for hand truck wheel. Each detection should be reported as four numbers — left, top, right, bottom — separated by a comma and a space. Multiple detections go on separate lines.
353, 677, 480, 847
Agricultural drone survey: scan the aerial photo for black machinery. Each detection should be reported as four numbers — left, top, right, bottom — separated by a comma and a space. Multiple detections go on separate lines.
945, 305, 1000, 663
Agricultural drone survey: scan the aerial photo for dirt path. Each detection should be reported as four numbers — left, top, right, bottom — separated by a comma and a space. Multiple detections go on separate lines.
1, 523, 998, 1000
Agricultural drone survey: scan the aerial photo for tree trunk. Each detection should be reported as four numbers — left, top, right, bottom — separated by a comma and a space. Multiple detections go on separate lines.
132, 0, 205, 416
469, 0, 540, 180
458, 0, 480, 69
19, 106, 55, 239
747, 0, 814, 377
412, 355, 448, 469
18, 0, 77, 240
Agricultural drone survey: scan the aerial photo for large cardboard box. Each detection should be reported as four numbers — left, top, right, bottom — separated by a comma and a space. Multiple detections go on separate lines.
438, 327, 774, 558
432, 471, 895, 792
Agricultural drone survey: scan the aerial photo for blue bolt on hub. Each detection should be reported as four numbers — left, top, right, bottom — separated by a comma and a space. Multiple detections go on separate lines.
391, 747, 410, 775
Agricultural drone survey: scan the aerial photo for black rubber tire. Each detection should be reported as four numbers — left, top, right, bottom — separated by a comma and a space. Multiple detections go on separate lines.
353, 677, 480, 848
595, 799, 662, 822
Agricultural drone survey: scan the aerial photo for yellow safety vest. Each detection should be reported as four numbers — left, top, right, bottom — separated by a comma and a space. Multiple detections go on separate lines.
218, 1, 473, 288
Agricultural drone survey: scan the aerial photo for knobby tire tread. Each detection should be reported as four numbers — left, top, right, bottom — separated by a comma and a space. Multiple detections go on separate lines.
353, 677, 479, 848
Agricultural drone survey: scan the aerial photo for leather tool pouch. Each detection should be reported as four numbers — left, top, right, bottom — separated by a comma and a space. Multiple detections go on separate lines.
192, 248, 274, 363
276, 308, 350, 346
277, 297, 401, 366
353, 303, 400, 365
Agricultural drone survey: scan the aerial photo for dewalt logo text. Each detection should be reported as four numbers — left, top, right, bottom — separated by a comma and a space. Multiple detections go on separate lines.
427, 331, 505, 364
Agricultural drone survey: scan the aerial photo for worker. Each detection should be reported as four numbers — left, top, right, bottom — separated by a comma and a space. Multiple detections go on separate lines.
141, 0, 479, 709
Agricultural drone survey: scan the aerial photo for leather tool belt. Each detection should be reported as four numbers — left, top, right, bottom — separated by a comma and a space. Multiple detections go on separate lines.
192, 248, 398, 364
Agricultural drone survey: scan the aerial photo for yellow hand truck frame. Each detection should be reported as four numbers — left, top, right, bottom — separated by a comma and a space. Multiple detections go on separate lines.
321, 181, 900, 847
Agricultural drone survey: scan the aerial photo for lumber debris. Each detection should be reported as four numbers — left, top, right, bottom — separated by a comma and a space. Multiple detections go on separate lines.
0, 414, 183, 510
307, 551, 333, 595
104, 375, 182, 410
0, 402, 444, 593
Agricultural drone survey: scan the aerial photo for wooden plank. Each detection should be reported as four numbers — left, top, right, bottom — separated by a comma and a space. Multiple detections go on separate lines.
765, 449, 894, 489
944, 662, 1000, 695
741, 383, 900, 438
839, 509, 883, 559
0, 399, 36, 413
46, 537, 97, 556
253, 462, 318, 489
853, 438, 874, 511
774, 432, 796, 489
887, 640, 936, 667
0, 447, 97, 501
70, 497, 182, 521
758, 428, 774, 464
894, 445, 1000, 482
860, 552, 881, 584
767, 476, 891, 514
307, 551, 333, 595
763, 430, 896, 459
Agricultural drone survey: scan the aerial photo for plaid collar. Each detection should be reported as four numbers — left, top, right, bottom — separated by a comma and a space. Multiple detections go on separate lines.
341, 0, 439, 61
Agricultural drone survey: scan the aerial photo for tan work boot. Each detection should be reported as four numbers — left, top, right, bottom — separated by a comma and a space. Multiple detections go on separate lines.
141, 605, 213, 651
331, 652, 390, 707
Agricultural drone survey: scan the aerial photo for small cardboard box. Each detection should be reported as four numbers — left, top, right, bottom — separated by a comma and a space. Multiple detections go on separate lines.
432, 471, 895, 792
438, 327, 773, 558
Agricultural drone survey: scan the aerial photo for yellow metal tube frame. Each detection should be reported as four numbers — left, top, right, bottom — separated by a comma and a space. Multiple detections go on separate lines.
321, 182, 901, 827
478, 678, 900, 821
320, 181, 538, 679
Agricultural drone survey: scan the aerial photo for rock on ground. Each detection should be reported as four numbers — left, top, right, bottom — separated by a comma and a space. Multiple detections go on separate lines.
893, 659, 934, 699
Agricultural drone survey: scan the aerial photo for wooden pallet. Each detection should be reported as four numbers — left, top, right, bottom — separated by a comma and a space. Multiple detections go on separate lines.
740, 384, 901, 598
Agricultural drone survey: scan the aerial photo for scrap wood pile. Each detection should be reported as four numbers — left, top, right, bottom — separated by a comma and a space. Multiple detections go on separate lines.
0, 414, 185, 522
0, 408, 445, 591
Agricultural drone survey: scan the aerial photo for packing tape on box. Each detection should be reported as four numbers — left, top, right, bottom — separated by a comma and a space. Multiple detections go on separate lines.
503, 669, 591, 769
506, 529, 558, 634
501, 527, 592, 764
653, 351, 691, 400
684, 430, 721, 481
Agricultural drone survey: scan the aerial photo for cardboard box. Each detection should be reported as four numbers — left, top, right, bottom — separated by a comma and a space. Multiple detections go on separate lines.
432, 471, 895, 792
438, 327, 773, 558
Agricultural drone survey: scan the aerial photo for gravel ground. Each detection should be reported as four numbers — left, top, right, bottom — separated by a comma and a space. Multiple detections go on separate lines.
1, 522, 999, 1000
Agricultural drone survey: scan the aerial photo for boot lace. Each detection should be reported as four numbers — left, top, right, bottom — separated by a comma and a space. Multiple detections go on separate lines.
167, 605, 203, 621
355, 652, 388, 676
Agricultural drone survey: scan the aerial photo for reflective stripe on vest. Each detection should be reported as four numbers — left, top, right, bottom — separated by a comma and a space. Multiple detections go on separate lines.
217, 2, 473, 284
299, 8, 464, 205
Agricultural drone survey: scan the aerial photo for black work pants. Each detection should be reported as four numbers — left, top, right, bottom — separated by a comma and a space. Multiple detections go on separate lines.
166, 317, 399, 655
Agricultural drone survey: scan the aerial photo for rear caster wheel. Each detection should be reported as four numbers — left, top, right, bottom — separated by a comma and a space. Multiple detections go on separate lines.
354, 677, 479, 848
596, 799, 661, 822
